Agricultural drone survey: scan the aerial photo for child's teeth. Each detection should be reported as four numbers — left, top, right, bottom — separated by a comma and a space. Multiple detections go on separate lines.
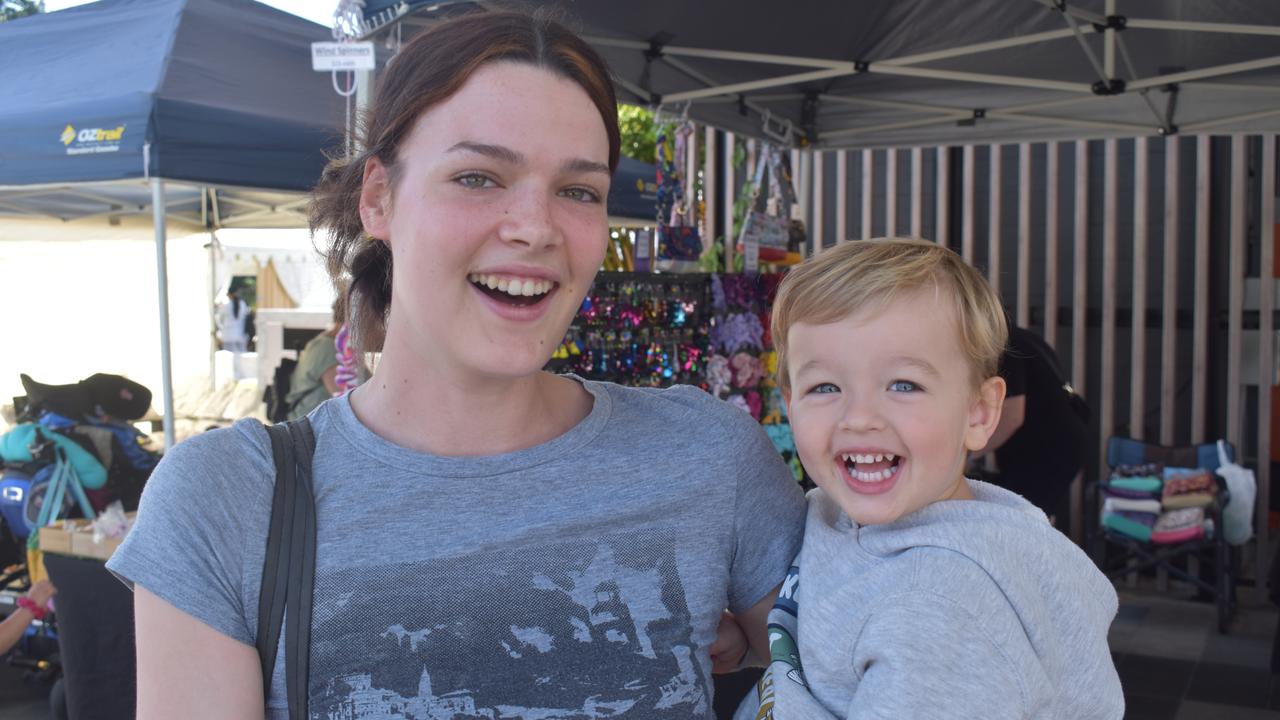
497, 278, 510, 292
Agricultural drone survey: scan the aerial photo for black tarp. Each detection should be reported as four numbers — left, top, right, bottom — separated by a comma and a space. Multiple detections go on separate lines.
362, 0, 1280, 148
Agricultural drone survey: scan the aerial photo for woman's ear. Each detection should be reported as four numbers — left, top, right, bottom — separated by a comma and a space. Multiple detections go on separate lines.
359, 157, 393, 241
964, 376, 1007, 452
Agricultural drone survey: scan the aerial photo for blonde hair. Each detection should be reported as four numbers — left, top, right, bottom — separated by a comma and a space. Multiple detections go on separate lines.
772, 237, 1008, 393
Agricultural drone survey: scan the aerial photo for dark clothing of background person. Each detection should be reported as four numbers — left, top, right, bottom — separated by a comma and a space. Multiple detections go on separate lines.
987, 326, 1089, 526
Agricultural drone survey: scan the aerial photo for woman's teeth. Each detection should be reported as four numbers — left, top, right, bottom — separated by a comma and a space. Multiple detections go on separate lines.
468, 273, 554, 297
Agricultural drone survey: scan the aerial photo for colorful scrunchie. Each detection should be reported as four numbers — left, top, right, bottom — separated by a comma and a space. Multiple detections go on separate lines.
334, 324, 361, 394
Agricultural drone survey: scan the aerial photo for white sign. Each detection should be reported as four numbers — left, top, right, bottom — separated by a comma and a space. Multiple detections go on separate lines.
311, 42, 375, 71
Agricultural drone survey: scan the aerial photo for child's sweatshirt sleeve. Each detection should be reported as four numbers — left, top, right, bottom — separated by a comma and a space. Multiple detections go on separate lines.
844, 591, 1029, 720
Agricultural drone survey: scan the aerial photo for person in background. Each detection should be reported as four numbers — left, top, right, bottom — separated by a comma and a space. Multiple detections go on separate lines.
0, 579, 55, 657
284, 294, 366, 420
214, 280, 253, 353
974, 324, 1089, 528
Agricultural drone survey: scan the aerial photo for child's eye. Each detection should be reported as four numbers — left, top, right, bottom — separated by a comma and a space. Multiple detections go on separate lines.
807, 382, 840, 395
560, 186, 602, 203
455, 173, 497, 189
888, 380, 921, 393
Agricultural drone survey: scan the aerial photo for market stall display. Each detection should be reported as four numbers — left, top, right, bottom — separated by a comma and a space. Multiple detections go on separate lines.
552, 271, 804, 482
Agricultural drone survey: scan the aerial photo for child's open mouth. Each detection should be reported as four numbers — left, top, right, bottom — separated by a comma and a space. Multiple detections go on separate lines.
468, 273, 557, 307
842, 453, 902, 483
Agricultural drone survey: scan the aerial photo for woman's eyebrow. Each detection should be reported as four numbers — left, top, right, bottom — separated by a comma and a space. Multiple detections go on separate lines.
447, 141, 608, 176
562, 158, 611, 176
447, 141, 523, 164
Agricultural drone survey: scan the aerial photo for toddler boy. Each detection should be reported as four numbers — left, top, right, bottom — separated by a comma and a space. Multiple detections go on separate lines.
739, 238, 1122, 719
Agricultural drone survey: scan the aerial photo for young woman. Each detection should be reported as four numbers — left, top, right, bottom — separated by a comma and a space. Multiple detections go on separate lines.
108, 10, 804, 719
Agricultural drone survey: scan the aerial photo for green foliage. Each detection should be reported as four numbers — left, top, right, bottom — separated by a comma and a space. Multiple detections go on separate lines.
1, 0, 42, 22
618, 104, 657, 164
699, 238, 724, 273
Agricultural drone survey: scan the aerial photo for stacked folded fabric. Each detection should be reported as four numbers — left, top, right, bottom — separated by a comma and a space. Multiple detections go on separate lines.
1151, 507, 1206, 544
1148, 468, 1217, 543
1162, 468, 1216, 508
1101, 463, 1164, 541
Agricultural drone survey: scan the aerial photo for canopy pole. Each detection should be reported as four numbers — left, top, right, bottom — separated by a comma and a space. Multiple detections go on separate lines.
1127, 18, 1280, 37
208, 229, 220, 393
1104, 0, 1116, 80
151, 179, 176, 449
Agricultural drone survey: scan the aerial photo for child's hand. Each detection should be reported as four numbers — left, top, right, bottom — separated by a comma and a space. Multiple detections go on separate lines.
710, 610, 751, 674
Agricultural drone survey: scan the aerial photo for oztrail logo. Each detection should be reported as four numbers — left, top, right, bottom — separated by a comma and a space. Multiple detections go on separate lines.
61, 123, 126, 155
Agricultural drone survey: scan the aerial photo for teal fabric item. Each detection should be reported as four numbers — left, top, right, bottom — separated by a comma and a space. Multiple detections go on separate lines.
0, 423, 36, 463
1108, 476, 1162, 494
0, 423, 107, 490
1103, 513, 1154, 542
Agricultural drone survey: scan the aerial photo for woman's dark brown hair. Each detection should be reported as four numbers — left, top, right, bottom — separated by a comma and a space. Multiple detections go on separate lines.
310, 9, 621, 352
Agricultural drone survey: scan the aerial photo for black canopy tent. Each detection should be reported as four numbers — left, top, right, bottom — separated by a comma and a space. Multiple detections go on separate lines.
0, 0, 347, 446
348, 1, 1280, 584
358, 0, 1280, 148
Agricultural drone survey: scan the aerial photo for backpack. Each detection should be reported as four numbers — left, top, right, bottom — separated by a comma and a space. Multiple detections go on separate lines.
264, 359, 298, 423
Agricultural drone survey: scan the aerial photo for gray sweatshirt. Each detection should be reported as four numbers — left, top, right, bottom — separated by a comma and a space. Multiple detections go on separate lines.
738, 480, 1124, 720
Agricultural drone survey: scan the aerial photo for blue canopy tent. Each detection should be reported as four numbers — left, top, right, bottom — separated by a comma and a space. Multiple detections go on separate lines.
0, 0, 346, 446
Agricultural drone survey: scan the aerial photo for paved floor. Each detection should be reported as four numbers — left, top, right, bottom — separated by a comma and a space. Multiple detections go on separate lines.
0, 583, 1275, 720
1111, 585, 1280, 719
0, 660, 52, 720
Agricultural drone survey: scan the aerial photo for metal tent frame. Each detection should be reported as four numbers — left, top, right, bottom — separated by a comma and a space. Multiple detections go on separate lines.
356, 0, 1280, 149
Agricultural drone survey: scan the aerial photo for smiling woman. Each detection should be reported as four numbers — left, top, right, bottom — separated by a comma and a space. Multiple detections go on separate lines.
107, 9, 806, 720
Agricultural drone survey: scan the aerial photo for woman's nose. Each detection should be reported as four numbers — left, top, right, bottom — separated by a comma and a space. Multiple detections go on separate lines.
498, 186, 559, 250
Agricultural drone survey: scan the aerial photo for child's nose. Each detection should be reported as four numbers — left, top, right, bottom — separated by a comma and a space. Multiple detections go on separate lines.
837, 395, 886, 433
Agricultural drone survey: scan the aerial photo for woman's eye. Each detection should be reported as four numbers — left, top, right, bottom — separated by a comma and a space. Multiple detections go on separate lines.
889, 380, 920, 393
808, 382, 839, 395
456, 173, 495, 189
560, 187, 601, 203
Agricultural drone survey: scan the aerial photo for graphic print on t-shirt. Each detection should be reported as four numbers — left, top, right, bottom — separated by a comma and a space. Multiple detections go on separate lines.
308, 532, 710, 719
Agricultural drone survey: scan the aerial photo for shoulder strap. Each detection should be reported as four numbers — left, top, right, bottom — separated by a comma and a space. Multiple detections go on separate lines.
256, 417, 316, 720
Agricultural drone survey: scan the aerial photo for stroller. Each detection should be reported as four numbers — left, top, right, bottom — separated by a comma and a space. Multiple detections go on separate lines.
0, 373, 162, 694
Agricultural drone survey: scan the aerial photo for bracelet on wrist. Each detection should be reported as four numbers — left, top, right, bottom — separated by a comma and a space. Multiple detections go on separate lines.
16, 596, 47, 621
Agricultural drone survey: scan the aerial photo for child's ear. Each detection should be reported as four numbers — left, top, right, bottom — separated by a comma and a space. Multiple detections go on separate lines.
964, 376, 1006, 452
783, 387, 792, 417
359, 157, 394, 242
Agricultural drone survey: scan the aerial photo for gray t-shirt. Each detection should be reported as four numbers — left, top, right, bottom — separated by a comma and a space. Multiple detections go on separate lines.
108, 378, 806, 719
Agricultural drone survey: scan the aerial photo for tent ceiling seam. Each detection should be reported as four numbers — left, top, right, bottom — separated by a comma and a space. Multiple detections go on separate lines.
661, 68, 854, 104
1031, 0, 1105, 24
1128, 55, 1280, 90
659, 55, 803, 141
1057, 2, 1110, 83
1114, 33, 1174, 132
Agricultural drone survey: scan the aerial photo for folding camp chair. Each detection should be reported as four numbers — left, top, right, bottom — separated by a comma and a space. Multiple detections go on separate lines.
1097, 437, 1237, 633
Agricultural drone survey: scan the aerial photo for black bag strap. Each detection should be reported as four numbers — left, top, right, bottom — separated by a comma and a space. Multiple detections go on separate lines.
256, 417, 316, 720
